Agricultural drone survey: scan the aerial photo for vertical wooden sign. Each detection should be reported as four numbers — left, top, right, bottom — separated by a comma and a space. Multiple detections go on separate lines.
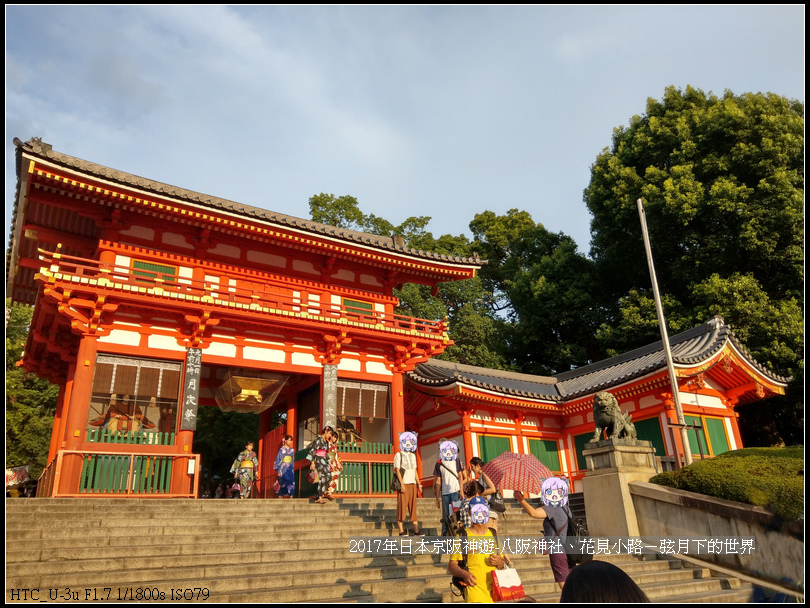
180, 347, 202, 431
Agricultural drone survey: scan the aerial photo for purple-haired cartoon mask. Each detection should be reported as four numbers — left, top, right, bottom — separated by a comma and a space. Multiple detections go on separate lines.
439, 441, 458, 462
541, 476, 569, 507
399, 432, 417, 453
470, 503, 490, 524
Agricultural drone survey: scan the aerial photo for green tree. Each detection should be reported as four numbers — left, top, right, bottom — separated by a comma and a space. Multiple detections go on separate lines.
309, 193, 432, 241
6, 300, 60, 480
308, 194, 509, 369
585, 86, 804, 444
469, 210, 602, 374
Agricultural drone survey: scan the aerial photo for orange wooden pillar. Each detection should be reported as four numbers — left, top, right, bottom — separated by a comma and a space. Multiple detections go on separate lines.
459, 408, 473, 464
258, 407, 274, 497
286, 393, 298, 441
391, 372, 405, 442
171, 347, 200, 497
48, 381, 69, 463
58, 335, 98, 493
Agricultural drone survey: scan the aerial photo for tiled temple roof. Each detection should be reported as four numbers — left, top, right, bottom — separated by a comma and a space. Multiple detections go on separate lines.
408, 316, 790, 402
10, 137, 483, 268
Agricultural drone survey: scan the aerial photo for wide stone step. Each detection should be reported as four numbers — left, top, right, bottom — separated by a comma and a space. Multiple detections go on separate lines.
5, 498, 753, 605
7, 553, 450, 588
660, 586, 755, 603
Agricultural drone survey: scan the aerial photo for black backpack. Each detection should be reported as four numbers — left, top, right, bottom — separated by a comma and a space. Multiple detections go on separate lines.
543, 505, 592, 569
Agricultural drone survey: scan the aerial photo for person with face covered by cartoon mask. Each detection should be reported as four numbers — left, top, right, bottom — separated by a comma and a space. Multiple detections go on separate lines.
514, 476, 573, 591
394, 431, 424, 536
448, 497, 510, 603
433, 439, 468, 536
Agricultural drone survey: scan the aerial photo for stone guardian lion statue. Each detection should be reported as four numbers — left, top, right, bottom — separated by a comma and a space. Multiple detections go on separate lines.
592, 391, 637, 441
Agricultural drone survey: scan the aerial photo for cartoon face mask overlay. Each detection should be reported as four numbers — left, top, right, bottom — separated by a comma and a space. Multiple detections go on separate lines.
469, 497, 490, 524
399, 432, 417, 453
439, 440, 458, 462
540, 476, 569, 507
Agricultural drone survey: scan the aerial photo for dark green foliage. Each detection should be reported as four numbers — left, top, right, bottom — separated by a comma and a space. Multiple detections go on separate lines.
648, 470, 680, 489
650, 447, 804, 521
192, 406, 263, 492
586, 86, 804, 442
469, 209, 602, 374
6, 300, 60, 480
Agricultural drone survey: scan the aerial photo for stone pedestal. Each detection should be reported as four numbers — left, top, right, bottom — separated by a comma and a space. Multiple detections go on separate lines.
581, 439, 657, 537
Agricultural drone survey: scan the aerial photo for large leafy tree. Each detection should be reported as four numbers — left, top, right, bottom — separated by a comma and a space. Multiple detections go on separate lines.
6, 300, 60, 480
308, 193, 510, 369
469, 210, 601, 374
585, 86, 804, 444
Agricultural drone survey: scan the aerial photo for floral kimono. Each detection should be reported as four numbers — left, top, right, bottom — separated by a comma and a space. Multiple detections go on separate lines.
326, 440, 343, 497
230, 448, 258, 499
306, 436, 332, 500
274, 445, 296, 497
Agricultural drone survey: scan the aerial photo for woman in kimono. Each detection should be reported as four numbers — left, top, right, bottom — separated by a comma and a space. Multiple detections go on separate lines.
230, 441, 259, 499
274, 434, 296, 498
325, 432, 343, 500
307, 426, 334, 504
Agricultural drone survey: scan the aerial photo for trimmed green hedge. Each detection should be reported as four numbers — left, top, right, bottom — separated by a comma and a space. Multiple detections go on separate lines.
649, 446, 804, 521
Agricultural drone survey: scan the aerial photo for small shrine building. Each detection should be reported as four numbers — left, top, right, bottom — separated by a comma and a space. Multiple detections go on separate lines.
7, 138, 789, 498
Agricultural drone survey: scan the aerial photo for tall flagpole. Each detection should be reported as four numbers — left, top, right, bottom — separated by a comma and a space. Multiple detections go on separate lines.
637, 199, 693, 466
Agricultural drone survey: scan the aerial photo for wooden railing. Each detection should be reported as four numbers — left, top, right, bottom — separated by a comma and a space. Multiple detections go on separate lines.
86, 428, 176, 446
261, 442, 397, 498
37, 249, 448, 337
36, 449, 200, 498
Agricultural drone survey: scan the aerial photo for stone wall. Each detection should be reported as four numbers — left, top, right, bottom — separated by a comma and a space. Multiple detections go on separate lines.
630, 480, 804, 589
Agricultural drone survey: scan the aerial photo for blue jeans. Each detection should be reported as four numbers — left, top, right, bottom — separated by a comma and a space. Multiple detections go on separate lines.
441, 491, 460, 536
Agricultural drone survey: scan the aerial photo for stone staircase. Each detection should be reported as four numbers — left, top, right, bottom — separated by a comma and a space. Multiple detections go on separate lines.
6, 497, 753, 603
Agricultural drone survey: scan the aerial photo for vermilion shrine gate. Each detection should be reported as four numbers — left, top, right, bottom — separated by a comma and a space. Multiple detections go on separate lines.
8, 138, 789, 498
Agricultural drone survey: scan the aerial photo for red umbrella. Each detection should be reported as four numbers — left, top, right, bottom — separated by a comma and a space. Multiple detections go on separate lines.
481, 452, 553, 494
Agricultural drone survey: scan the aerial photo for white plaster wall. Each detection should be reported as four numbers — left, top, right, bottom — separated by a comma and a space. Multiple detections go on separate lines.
360, 273, 381, 286
148, 334, 186, 351
98, 329, 141, 346
338, 358, 362, 372
422, 411, 461, 433
365, 361, 391, 376
162, 232, 193, 249
679, 391, 725, 409
639, 395, 659, 409
291, 352, 320, 368
724, 418, 738, 450
246, 250, 286, 267
292, 260, 318, 275
209, 243, 240, 259
243, 346, 286, 364
206, 342, 237, 358
119, 225, 154, 240
113, 255, 131, 280
177, 266, 193, 285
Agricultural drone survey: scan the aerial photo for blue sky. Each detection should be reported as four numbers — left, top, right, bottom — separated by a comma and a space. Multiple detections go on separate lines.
5, 6, 804, 256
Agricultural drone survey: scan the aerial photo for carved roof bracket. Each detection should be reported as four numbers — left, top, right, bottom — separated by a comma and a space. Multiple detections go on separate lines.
180, 311, 220, 349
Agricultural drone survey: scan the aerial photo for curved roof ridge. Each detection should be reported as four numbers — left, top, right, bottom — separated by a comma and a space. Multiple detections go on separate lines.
420, 358, 557, 385
408, 316, 790, 403
13, 137, 483, 267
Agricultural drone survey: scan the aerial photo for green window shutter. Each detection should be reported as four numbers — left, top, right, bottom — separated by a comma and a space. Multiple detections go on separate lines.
343, 298, 373, 315
684, 415, 709, 456
574, 433, 592, 471
132, 260, 176, 283
528, 439, 560, 472
477, 435, 511, 462
633, 417, 667, 457
704, 417, 730, 455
